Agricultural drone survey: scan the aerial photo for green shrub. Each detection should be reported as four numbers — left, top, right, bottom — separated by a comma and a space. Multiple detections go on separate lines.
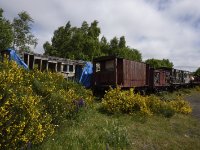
102, 87, 192, 117
0, 60, 54, 149
0, 60, 93, 149
195, 86, 200, 92
102, 87, 152, 115
169, 97, 192, 114
31, 70, 93, 124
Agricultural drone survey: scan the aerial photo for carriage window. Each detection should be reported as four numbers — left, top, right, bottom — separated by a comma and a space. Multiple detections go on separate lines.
69, 65, 74, 72
183, 72, 188, 78
154, 72, 160, 84
96, 63, 101, 72
165, 72, 170, 83
63, 65, 67, 72
105, 60, 114, 71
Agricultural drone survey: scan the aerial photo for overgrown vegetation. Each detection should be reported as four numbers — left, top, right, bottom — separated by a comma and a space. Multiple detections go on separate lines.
102, 87, 192, 117
33, 86, 200, 149
194, 67, 200, 76
0, 60, 93, 149
32, 103, 200, 150
145, 58, 173, 68
1, 60, 200, 149
0, 8, 37, 52
43, 21, 142, 61
0, 8, 13, 50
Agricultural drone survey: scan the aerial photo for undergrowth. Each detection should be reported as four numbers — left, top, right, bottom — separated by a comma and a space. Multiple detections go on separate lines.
102, 87, 192, 117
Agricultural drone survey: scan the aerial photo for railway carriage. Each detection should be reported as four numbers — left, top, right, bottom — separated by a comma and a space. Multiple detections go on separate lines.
148, 67, 171, 91
92, 56, 195, 92
1, 49, 198, 92
93, 56, 149, 90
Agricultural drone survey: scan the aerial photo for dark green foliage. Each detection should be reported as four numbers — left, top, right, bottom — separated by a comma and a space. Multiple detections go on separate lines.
99, 36, 142, 61
194, 67, 200, 76
31, 71, 93, 124
44, 21, 142, 61
0, 8, 13, 50
145, 58, 173, 69
44, 21, 101, 60
100, 36, 109, 56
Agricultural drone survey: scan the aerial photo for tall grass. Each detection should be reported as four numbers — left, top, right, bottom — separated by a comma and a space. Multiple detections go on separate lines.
32, 102, 200, 150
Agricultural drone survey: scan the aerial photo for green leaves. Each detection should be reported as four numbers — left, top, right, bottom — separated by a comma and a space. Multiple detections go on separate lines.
0, 8, 37, 52
44, 20, 142, 61
0, 60, 93, 149
43, 20, 101, 61
12, 11, 37, 52
194, 67, 200, 76
0, 8, 13, 50
145, 58, 173, 69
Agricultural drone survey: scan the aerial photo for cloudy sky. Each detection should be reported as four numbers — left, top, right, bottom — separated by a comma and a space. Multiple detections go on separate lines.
1, 0, 200, 71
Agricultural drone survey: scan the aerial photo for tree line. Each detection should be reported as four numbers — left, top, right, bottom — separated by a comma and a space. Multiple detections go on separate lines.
43, 20, 175, 69
43, 21, 142, 62
1, 8, 200, 74
0, 8, 37, 52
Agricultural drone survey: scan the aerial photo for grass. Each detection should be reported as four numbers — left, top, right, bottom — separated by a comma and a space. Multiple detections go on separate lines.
32, 101, 200, 150
156, 86, 199, 101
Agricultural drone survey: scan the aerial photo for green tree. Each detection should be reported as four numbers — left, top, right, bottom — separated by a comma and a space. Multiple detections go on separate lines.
43, 41, 57, 56
109, 37, 119, 56
119, 36, 126, 48
44, 20, 101, 60
44, 20, 142, 61
84, 20, 101, 59
108, 36, 142, 61
145, 58, 173, 69
12, 11, 37, 52
124, 48, 142, 61
194, 67, 200, 76
0, 8, 13, 50
100, 36, 109, 55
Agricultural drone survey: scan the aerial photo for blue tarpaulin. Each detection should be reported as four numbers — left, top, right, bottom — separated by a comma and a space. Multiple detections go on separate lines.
5, 48, 28, 69
79, 62, 93, 88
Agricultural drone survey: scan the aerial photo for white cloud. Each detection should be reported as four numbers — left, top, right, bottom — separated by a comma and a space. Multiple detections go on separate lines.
0, 0, 200, 71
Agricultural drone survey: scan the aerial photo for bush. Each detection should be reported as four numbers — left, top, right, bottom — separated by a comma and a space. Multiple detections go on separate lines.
146, 95, 175, 117
0, 60, 93, 149
0, 60, 54, 149
102, 87, 192, 117
169, 97, 192, 114
102, 87, 152, 115
195, 86, 200, 92
31, 70, 93, 124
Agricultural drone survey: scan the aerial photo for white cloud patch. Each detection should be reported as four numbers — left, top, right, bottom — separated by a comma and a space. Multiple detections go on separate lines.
0, 0, 200, 71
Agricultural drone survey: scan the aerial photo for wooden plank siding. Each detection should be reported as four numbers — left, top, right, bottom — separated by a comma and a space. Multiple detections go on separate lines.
93, 56, 148, 88
123, 59, 147, 87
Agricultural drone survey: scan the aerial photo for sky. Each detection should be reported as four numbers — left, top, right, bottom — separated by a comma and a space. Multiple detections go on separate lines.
1, 0, 200, 71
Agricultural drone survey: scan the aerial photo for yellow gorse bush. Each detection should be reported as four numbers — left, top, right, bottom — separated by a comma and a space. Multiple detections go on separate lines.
102, 87, 192, 117
168, 96, 192, 114
0, 60, 54, 149
0, 59, 93, 149
31, 69, 94, 124
102, 87, 152, 115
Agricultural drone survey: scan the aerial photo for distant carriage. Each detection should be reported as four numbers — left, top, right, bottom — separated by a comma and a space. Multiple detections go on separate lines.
1, 49, 198, 92
1, 49, 85, 81
92, 56, 195, 92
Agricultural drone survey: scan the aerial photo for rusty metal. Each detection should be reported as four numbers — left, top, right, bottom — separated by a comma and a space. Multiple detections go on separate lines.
93, 56, 148, 88
149, 68, 171, 88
